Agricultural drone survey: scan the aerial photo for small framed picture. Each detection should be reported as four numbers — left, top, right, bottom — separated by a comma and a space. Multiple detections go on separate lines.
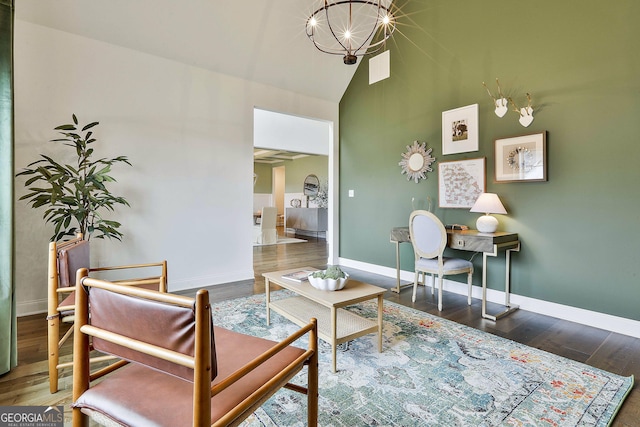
442, 104, 479, 155
495, 132, 547, 182
438, 157, 486, 208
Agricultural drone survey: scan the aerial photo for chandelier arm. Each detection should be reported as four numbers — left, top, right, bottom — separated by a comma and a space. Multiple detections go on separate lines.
323, 1, 351, 54
349, 3, 384, 56
363, 1, 396, 51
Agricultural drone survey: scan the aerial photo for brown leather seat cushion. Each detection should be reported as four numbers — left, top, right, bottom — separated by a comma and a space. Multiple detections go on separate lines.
73, 326, 307, 426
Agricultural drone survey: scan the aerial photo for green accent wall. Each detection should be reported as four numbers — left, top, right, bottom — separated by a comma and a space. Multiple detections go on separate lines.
339, 0, 640, 320
253, 162, 273, 194
283, 156, 328, 193
253, 155, 328, 194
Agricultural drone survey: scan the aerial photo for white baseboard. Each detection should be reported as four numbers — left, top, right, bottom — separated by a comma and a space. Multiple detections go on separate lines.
20, 258, 639, 340
16, 298, 48, 317
339, 257, 640, 339
167, 269, 254, 293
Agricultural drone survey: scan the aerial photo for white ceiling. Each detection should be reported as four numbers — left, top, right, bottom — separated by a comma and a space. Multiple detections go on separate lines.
15, 0, 361, 103
253, 148, 315, 164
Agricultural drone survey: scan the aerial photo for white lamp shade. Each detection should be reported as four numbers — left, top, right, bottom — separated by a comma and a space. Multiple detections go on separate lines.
470, 193, 507, 215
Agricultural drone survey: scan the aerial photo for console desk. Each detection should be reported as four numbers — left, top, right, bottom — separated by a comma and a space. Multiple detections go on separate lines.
390, 227, 520, 321
286, 207, 327, 238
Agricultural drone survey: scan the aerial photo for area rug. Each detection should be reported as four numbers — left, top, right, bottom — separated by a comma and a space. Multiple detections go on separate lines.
253, 237, 307, 247
209, 291, 633, 427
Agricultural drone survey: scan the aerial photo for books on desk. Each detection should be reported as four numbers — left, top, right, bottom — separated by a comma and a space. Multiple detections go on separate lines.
281, 270, 317, 282
445, 224, 469, 231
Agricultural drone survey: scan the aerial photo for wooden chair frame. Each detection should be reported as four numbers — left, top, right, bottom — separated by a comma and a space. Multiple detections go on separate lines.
72, 269, 318, 427
47, 234, 168, 393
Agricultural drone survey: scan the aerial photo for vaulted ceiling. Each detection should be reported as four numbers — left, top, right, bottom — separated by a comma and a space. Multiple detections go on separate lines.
15, 0, 361, 103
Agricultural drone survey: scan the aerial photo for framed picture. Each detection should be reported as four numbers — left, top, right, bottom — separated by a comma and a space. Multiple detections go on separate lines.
438, 157, 486, 208
494, 131, 547, 182
442, 104, 479, 155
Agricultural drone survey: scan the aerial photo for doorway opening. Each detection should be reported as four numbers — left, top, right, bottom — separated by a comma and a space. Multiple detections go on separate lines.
252, 108, 333, 257
272, 165, 285, 228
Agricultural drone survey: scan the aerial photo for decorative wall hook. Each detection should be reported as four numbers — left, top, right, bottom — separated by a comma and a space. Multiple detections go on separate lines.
508, 93, 534, 127
482, 79, 508, 118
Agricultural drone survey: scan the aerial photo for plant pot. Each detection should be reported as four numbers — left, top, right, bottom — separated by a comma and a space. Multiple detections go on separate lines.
307, 272, 349, 291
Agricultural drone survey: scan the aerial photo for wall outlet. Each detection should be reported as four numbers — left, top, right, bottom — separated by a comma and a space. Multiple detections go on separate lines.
348, 190, 354, 197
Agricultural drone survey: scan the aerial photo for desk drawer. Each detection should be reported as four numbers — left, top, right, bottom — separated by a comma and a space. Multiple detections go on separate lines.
448, 233, 493, 252
447, 231, 519, 253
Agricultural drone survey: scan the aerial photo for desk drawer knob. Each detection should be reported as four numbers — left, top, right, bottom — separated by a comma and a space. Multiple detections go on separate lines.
457, 240, 465, 247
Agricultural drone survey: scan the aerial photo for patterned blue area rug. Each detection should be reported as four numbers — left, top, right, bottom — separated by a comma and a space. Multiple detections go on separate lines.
210, 291, 633, 427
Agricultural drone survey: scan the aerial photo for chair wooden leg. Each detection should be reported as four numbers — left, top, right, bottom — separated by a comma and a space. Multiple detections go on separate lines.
412, 270, 419, 302
437, 276, 443, 311
72, 268, 90, 427
308, 319, 319, 427
47, 315, 60, 393
467, 272, 473, 305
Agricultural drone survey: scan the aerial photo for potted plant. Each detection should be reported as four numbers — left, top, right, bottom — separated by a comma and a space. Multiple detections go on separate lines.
16, 114, 132, 241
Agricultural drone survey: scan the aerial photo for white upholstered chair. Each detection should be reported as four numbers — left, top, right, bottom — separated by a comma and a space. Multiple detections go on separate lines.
254, 206, 278, 245
409, 210, 474, 310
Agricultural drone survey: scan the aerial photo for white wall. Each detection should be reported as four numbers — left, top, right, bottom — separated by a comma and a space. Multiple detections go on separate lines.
254, 108, 330, 156
253, 193, 273, 214
13, 21, 338, 315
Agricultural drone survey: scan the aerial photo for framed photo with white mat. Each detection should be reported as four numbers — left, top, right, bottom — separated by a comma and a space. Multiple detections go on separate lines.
494, 131, 547, 182
442, 104, 479, 155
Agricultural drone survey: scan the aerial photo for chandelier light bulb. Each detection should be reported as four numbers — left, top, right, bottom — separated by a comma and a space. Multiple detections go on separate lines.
309, 17, 317, 27
344, 30, 351, 39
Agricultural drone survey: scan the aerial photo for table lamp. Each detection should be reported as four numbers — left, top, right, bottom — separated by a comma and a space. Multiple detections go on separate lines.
470, 193, 507, 233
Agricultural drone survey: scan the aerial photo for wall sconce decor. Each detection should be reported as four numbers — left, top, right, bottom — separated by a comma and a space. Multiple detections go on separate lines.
482, 79, 508, 118
482, 79, 535, 127
399, 140, 436, 183
509, 93, 534, 127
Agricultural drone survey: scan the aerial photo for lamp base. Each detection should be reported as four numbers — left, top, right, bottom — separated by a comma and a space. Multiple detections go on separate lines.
476, 215, 498, 233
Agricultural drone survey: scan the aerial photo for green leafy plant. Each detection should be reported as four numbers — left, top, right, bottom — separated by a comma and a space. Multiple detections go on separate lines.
311, 265, 346, 280
16, 114, 132, 241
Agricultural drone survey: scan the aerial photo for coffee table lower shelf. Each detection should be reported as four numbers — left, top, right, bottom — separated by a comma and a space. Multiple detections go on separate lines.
269, 296, 379, 366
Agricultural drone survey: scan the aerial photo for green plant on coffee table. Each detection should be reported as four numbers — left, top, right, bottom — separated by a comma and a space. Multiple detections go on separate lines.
16, 114, 132, 242
311, 266, 346, 280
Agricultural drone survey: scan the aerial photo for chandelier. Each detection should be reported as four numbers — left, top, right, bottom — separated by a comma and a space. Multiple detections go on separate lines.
305, 0, 397, 65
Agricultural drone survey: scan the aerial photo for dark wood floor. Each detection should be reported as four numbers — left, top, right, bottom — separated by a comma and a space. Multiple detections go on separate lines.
2, 235, 639, 426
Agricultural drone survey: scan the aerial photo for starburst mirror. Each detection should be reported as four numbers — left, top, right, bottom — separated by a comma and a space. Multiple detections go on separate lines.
399, 140, 436, 183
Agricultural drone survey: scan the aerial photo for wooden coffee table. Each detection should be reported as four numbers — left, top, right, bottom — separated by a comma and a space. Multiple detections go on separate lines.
263, 268, 386, 373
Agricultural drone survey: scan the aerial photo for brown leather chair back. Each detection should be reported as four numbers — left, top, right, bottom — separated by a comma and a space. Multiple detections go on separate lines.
57, 240, 90, 288
87, 286, 217, 382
